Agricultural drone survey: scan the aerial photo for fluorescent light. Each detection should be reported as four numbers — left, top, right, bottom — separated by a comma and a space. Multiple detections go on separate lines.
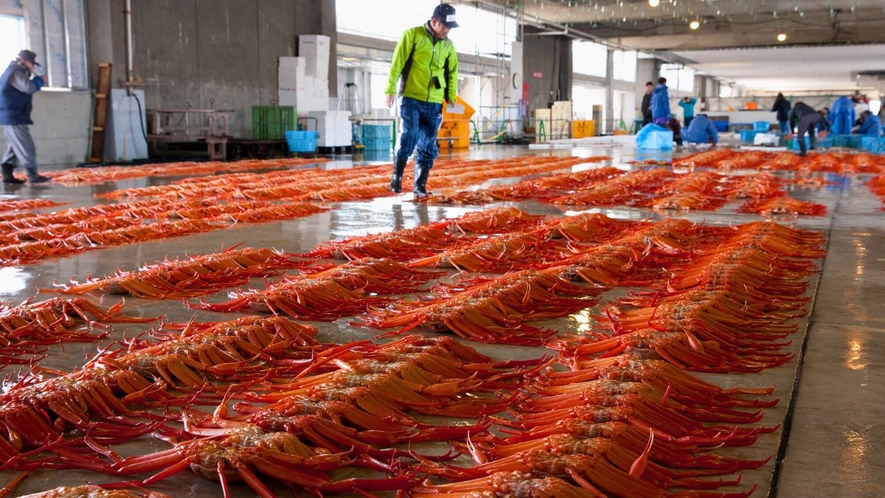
777, 32, 787, 42
689, 19, 700, 30
648, 0, 660, 6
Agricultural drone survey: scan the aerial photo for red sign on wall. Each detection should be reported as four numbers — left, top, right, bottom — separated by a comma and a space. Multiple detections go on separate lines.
533, 71, 543, 79
522, 83, 529, 101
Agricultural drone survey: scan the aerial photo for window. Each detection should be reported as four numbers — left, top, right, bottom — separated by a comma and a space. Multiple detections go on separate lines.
572, 41, 607, 78
370, 73, 391, 111
0, 15, 27, 64
451, 7, 516, 57
612, 50, 636, 82
336, 0, 516, 57
719, 85, 733, 98
337, 0, 439, 41
660, 64, 695, 93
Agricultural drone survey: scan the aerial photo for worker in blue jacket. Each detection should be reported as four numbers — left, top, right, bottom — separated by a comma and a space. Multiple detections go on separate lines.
678, 97, 697, 127
0, 50, 50, 184
854, 111, 883, 137
681, 114, 719, 145
651, 77, 670, 126
829, 96, 856, 135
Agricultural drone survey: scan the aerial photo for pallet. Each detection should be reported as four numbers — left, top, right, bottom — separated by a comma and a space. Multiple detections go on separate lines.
316, 145, 353, 155
89, 63, 112, 162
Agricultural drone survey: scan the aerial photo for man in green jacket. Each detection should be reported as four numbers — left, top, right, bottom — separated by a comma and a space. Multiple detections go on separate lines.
385, 4, 460, 197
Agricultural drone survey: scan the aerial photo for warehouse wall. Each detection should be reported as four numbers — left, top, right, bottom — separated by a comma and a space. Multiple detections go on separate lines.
522, 27, 572, 112
88, 0, 337, 138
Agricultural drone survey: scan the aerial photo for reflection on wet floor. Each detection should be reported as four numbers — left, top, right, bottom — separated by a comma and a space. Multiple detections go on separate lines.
0, 145, 883, 496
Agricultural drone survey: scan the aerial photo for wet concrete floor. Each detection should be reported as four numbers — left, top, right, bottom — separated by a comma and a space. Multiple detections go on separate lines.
0, 144, 879, 497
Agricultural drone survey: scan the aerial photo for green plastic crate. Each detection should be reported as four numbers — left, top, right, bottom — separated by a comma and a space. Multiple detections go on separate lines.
252, 106, 297, 140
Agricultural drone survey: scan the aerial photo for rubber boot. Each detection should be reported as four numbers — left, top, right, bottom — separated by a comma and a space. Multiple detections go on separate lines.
390, 157, 407, 193
413, 164, 431, 197
1, 164, 24, 184
26, 170, 51, 184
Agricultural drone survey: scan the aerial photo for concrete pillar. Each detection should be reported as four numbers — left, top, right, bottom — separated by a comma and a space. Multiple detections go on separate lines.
605, 48, 614, 134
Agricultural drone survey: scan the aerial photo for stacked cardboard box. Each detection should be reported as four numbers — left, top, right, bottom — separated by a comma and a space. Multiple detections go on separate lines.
551, 101, 572, 139
309, 110, 352, 147
532, 109, 552, 143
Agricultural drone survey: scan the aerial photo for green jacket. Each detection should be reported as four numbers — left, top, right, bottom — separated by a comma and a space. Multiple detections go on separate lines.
386, 24, 459, 104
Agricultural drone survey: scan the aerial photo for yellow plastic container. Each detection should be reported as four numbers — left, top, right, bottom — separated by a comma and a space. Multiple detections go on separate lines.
573, 120, 596, 139
437, 119, 471, 149
443, 97, 476, 122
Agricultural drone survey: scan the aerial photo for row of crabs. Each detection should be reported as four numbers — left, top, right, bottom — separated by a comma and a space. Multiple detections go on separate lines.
0, 205, 825, 497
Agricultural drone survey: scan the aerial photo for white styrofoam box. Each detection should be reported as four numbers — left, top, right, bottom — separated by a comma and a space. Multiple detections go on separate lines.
753, 133, 779, 146
299, 35, 331, 50
308, 110, 351, 118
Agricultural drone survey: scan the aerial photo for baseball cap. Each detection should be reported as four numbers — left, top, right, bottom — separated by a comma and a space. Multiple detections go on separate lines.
432, 4, 459, 29
16, 50, 40, 66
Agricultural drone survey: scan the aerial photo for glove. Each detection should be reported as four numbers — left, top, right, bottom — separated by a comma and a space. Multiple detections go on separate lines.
31, 64, 45, 77
32, 76, 45, 91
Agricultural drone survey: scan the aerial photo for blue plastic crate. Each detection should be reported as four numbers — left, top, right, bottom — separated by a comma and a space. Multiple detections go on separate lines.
364, 136, 391, 151
818, 137, 834, 149
740, 130, 759, 143
712, 120, 728, 132
847, 135, 863, 149
362, 124, 392, 141
861, 136, 881, 153
285, 130, 318, 153
788, 136, 811, 150
832, 134, 850, 147
879, 138, 885, 154
753, 121, 771, 131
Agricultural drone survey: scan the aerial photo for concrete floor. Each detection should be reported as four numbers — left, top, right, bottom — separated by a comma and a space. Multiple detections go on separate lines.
0, 144, 879, 497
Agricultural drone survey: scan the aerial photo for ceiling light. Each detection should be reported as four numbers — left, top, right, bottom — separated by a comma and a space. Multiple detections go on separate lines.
689, 19, 700, 30
648, 0, 660, 6
777, 32, 787, 42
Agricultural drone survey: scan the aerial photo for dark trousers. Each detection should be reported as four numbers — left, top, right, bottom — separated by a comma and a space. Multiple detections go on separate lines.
642, 113, 652, 126
684, 116, 694, 128
796, 114, 820, 155
396, 97, 443, 168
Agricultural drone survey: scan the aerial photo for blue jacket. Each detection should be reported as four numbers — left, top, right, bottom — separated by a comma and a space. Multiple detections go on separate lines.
681, 115, 718, 144
830, 96, 856, 135
0, 62, 35, 125
651, 84, 670, 120
678, 98, 697, 118
855, 115, 883, 136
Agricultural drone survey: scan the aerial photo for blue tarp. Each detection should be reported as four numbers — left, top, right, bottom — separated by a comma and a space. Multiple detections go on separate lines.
830, 96, 856, 135
636, 124, 674, 150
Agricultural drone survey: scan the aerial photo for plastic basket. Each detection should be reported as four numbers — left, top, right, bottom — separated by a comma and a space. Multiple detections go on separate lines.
740, 130, 759, 143
362, 124, 392, 141
753, 121, 771, 131
712, 120, 728, 132
285, 130, 318, 153
832, 135, 850, 147
847, 135, 863, 149
788, 136, 811, 150
861, 136, 881, 153
253, 106, 297, 139
818, 137, 834, 149
364, 136, 391, 151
